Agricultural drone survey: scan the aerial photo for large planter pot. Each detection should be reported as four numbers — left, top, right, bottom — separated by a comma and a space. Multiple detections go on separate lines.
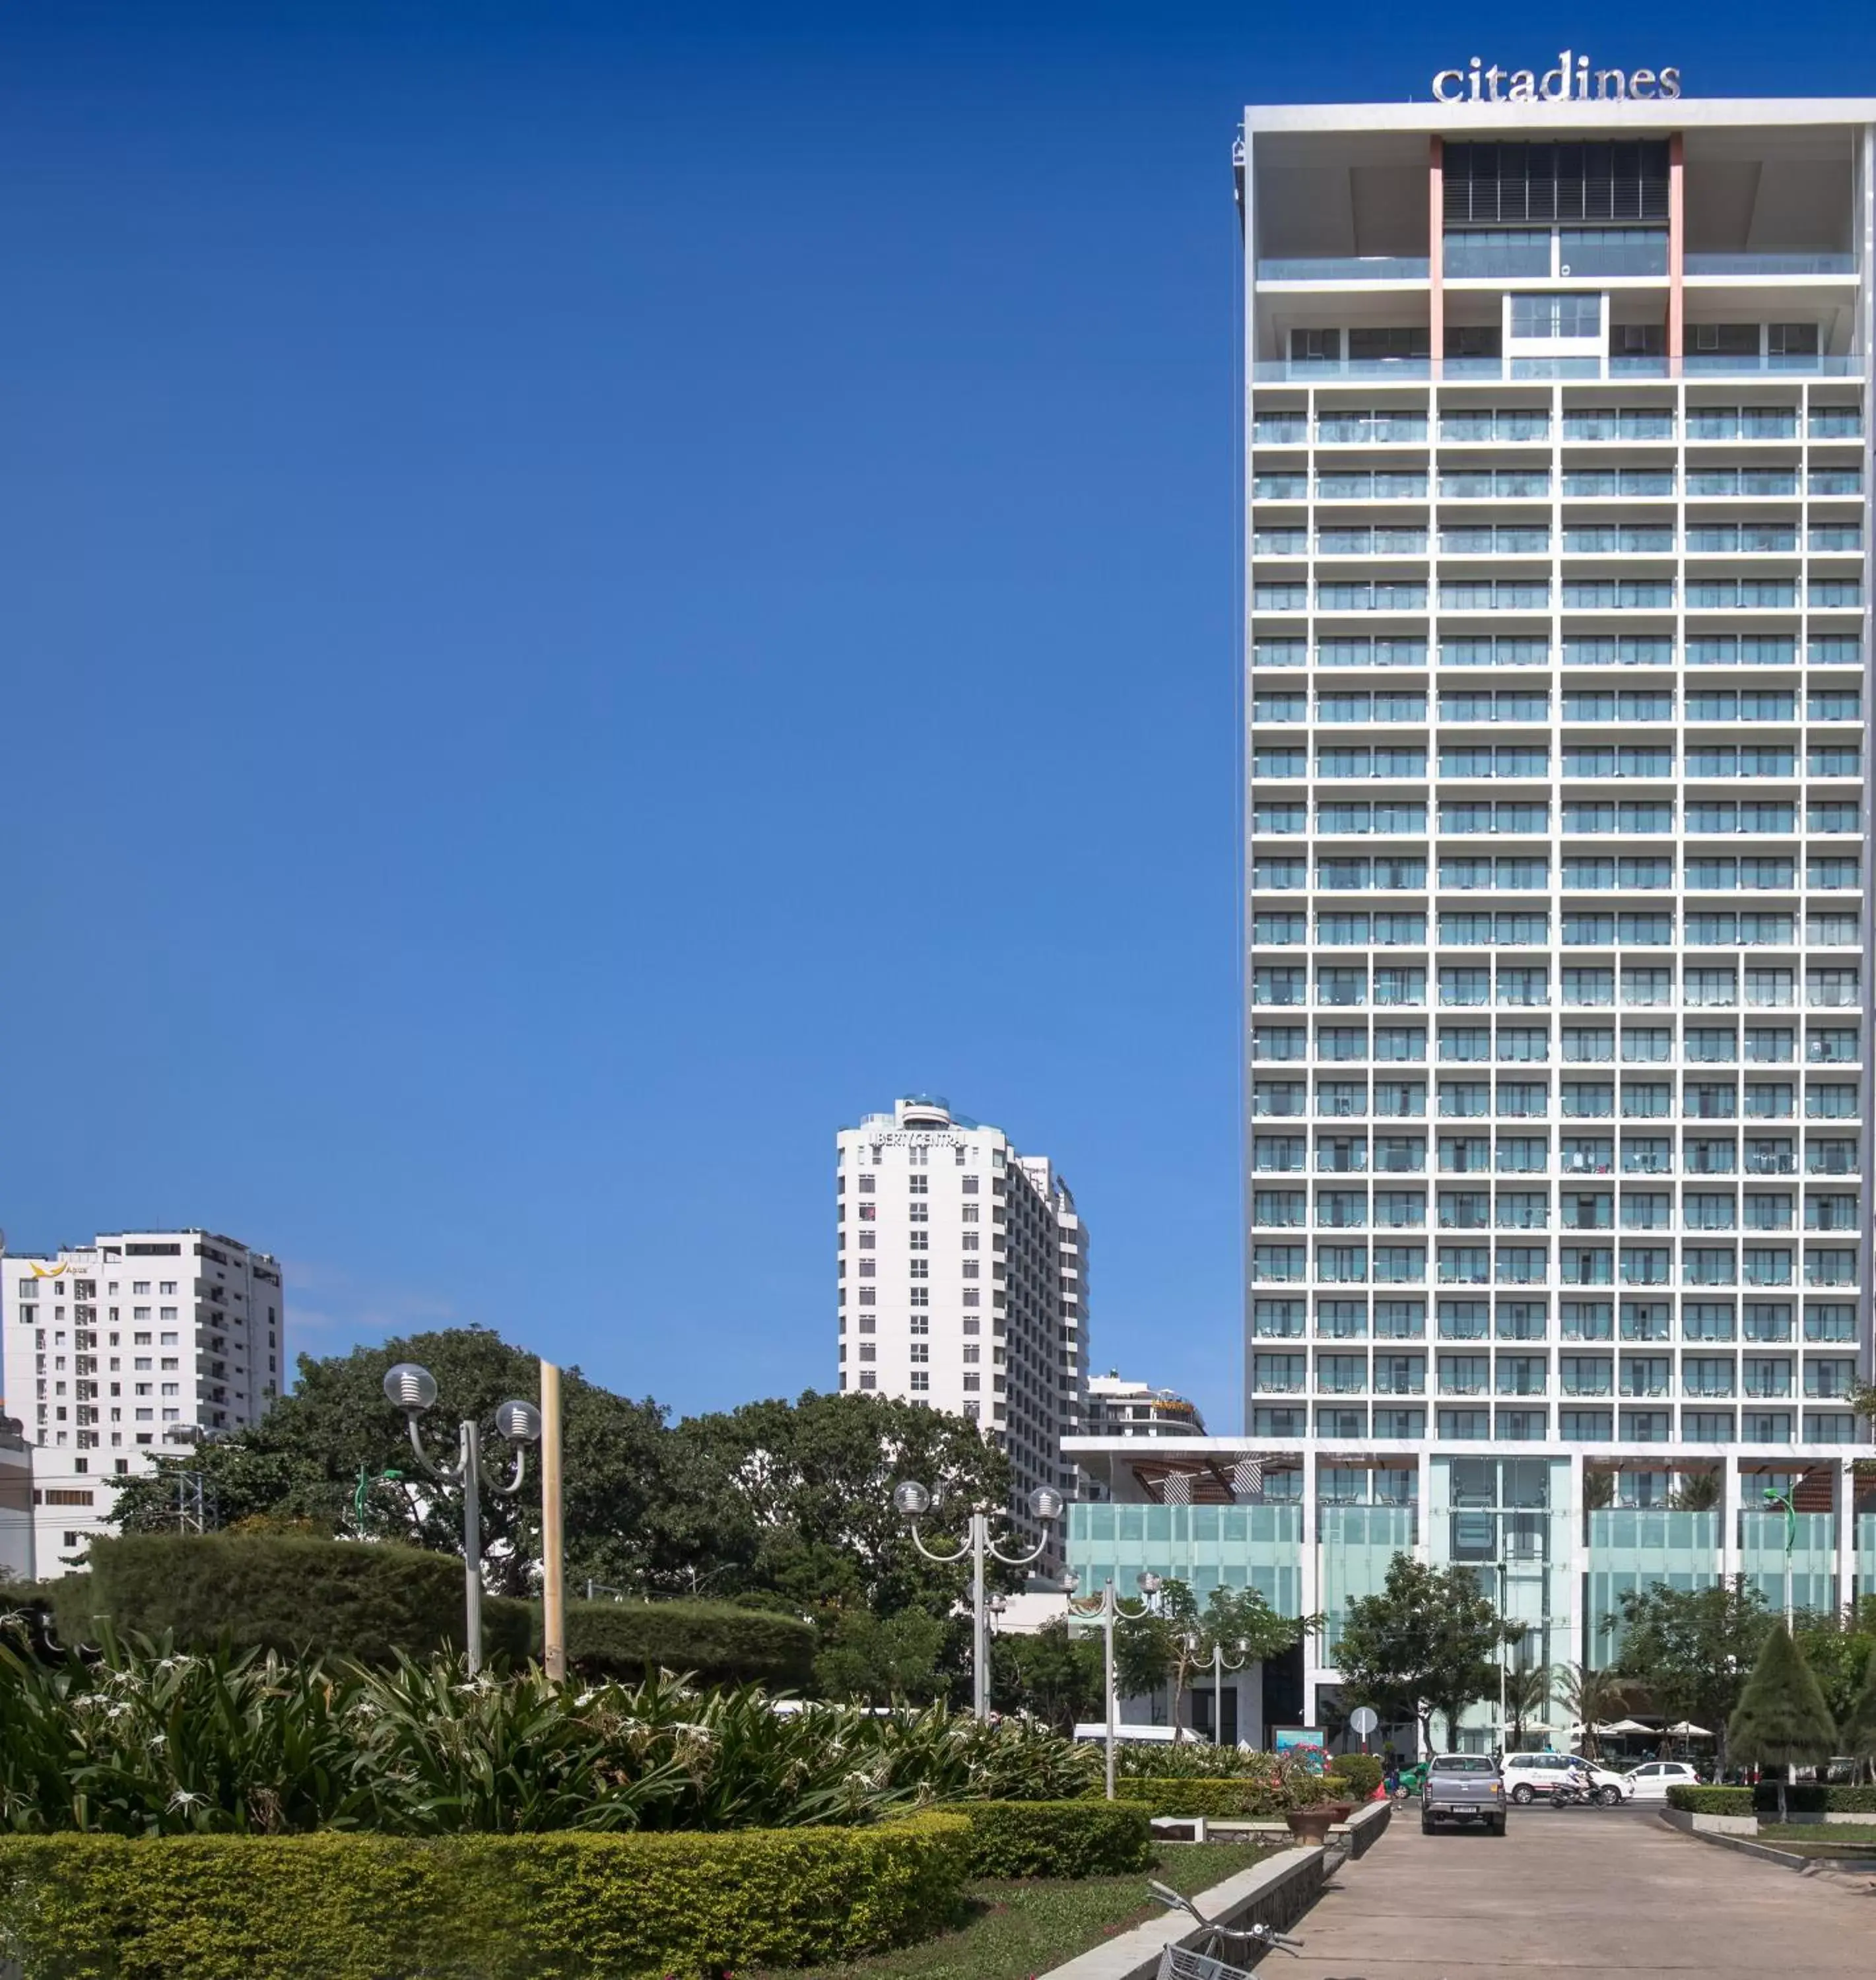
1285, 1808, 1339, 1843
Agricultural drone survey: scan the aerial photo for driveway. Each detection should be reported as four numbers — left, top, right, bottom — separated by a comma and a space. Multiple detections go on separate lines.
1287, 1808, 1873, 1976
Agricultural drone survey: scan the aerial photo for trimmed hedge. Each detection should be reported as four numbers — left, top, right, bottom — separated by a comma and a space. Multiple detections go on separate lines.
62, 1534, 533, 1667
960, 1800, 1152, 1879
557, 1598, 817, 1690
1666, 1787, 1753, 1816
0, 1819, 972, 1980
1114, 1777, 1290, 1820
1753, 1783, 1876, 1816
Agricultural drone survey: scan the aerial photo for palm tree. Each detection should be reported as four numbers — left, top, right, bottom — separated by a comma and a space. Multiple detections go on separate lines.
1669, 1470, 1722, 1512
1504, 1659, 1551, 1750
1557, 1660, 1623, 1760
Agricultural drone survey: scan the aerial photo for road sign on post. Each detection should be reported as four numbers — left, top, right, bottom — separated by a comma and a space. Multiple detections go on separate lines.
1349, 1704, 1380, 1751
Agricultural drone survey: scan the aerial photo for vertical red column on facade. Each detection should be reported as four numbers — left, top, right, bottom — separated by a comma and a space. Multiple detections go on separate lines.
1428, 137, 1445, 378
1668, 131, 1685, 371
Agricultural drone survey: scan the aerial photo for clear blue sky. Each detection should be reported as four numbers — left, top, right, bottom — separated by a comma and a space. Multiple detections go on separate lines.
2, 3, 1868, 1430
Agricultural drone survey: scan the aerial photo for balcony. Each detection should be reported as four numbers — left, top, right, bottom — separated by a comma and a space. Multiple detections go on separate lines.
1257, 256, 1429, 282
1684, 253, 1856, 277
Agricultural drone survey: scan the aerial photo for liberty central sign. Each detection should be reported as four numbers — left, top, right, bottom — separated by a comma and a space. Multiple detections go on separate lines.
1432, 52, 1683, 103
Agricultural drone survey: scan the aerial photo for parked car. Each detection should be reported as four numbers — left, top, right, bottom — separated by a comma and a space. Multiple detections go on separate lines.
1420, 1753, 1507, 1835
1623, 1759, 1701, 1802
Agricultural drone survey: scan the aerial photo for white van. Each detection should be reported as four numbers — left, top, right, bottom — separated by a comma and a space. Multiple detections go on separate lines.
1501, 1750, 1631, 1804
1071, 1723, 1208, 1745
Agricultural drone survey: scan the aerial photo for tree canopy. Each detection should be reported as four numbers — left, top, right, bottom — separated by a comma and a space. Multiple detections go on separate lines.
106, 1328, 1010, 1649
1609, 1577, 1772, 1772
1333, 1554, 1518, 1752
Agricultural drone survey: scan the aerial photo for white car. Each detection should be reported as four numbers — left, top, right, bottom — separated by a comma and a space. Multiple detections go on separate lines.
1623, 1759, 1701, 1802
1501, 1751, 1633, 1805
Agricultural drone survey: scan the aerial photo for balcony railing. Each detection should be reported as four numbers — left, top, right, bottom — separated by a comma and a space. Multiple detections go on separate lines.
1684, 253, 1856, 277
1252, 355, 1864, 382
1257, 256, 1430, 282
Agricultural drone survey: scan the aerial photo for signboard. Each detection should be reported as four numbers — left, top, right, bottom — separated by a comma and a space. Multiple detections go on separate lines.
1349, 1705, 1380, 1740
1431, 53, 1683, 104
1275, 1727, 1328, 1774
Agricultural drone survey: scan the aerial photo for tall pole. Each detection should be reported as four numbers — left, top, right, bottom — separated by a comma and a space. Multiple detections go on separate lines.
540, 1361, 565, 1681
461, 1419, 485, 1675
972, 1513, 989, 1721
1104, 1587, 1118, 1801
1215, 1644, 1224, 1747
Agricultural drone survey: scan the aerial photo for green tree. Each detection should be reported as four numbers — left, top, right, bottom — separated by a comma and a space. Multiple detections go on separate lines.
671, 1389, 1011, 1624
1838, 1643, 1876, 1785
813, 1608, 949, 1705
1792, 1613, 1876, 1734
1333, 1555, 1518, 1755
1610, 1577, 1772, 1775
1556, 1660, 1628, 1760
1727, 1622, 1836, 1822
108, 1328, 698, 1597
1155, 1581, 1313, 1738
1504, 1658, 1551, 1750
991, 1619, 1105, 1731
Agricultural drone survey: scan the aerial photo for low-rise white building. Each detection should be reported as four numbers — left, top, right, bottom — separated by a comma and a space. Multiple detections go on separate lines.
836, 1096, 1088, 1568
0, 1230, 285, 1575
1085, 1373, 1208, 1440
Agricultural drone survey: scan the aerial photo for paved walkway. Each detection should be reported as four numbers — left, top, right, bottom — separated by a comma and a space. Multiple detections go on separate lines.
1287, 1808, 1873, 1977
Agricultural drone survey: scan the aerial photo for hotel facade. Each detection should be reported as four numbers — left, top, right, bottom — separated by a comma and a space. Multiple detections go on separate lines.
1065, 82, 1876, 1746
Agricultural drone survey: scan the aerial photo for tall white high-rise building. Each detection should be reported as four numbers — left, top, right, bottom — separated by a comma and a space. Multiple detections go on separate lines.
1, 1230, 285, 1573
1068, 81, 1876, 1751
836, 1096, 1087, 1564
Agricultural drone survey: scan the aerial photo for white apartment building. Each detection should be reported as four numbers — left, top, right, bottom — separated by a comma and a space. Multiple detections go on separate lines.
1, 1230, 285, 1573
836, 1096, 1088, 1564
1085, 1373, 1208, 1439
1067, 80, 1876, 1752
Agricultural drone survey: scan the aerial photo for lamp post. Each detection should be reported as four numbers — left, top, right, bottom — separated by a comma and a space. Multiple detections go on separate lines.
1183, 1632, 1252, 1748
1061, 1569, 1161, 1800
383, 1363, 542, 1674
1762, 1485, 1797, 1632
894, 1480, 1063, 1720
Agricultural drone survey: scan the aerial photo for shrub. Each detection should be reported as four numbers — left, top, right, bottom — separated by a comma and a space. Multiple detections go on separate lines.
557, 1598, 816, 1690
67, 1534, 512, 1666
0, 1820, 972, 1980
1332, 1754, 1383, 1798
0, 1627, 1096, 1836
960, 1800, 1151, 1879
1666, 1786, 1754, 1816
1113, 1777, 1291, 1820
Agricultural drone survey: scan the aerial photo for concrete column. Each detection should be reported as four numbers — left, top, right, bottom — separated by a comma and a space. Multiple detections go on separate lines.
1428, 137, 1445, 377
1837, 1456, 1857, 1619
1720, 1454, 1741, 1584
1565, 1449, 1588, 1670
1667, 131, 1685, 368
1300, 1445, 1322, 1719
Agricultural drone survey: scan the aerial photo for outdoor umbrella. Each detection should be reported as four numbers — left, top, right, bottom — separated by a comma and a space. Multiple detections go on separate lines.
1593, 1719, 1652, 1734
1665, 1721, 1712, 1738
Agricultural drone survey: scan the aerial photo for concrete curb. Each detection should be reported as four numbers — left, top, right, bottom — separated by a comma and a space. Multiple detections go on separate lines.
1657, 1810, 1876, 1872
1039, 1800, 1392, 1980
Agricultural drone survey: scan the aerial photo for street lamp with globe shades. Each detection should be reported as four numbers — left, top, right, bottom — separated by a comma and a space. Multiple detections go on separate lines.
1180, 1630, 1252, 1749
893, 1480, 1063, 1721
382, 1362, 541, 1674
1061, 1568, 1162, 1800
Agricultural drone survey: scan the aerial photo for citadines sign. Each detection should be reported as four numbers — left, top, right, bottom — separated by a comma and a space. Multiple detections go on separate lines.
1432, 52, 1683, 103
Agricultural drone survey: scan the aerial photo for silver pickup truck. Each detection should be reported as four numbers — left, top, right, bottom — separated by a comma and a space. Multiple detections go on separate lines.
1421, 1753, 1508, 1835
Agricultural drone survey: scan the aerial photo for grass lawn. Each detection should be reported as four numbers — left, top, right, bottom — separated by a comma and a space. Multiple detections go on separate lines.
1755, 1823, 1876, 1857
746, 1840, 1283, 1980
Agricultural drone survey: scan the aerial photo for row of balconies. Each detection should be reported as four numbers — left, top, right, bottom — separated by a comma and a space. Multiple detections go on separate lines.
1250, 411, 1863, 445
1250, 638, 1862, 669
1248, 1403, 1861, 1444
1253, 465, 1864, 498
